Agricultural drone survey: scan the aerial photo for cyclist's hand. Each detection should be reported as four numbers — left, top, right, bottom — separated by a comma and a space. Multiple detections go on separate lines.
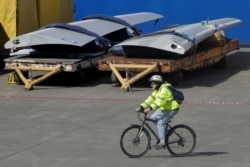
144, 108, 151, 114
136, 106, 143, 112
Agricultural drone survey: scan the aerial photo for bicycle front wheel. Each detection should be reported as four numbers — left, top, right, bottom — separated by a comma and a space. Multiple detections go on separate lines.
120, 126, 150, 158
166, 124, 196, 157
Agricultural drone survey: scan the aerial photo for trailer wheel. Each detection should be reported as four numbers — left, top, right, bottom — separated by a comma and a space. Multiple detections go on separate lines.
13, 72, 21, 84
111, 72, 120, 86
111, 72, 117, 83
79, 70, 85, 84
168, 71, 182, 85
214, 56, 227, 69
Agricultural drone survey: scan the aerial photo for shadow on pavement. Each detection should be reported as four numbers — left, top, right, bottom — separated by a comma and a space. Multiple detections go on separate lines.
144, 151, 228, 158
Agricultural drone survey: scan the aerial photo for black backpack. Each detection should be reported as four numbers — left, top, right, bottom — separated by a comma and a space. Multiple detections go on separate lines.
168, 86, 184, 104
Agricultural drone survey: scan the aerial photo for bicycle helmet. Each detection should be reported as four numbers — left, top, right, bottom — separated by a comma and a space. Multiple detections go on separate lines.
149, 75, 163, 83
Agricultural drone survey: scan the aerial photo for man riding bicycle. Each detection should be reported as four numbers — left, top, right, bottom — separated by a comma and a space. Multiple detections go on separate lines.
136, 75, 181, 149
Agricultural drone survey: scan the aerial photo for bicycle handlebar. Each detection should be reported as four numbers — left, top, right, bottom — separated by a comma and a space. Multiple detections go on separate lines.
137, 110, 156, 123
137, 109, 147, 115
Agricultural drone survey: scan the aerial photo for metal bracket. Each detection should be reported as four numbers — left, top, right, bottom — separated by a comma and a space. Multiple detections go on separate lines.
14, 66, 62, 90
109, 63, 158, 91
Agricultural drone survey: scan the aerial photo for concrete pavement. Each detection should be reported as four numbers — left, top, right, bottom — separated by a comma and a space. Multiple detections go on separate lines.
0, 48, 249, 167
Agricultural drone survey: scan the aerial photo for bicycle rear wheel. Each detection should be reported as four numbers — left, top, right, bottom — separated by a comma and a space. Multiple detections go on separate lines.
120, 126, 150, 158
166, 124, 196, 157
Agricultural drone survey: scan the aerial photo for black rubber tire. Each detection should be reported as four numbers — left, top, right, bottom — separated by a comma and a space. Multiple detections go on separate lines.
166, 124, 196, 157
167, 71, 183, 85
214, 56, 227, 69
120, 126, 151, 158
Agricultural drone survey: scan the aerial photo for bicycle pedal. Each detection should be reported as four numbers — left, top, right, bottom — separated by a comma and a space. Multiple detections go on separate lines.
153, 144, 166, 150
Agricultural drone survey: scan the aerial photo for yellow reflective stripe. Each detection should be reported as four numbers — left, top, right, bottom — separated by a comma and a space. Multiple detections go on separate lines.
145, 102, 151, 108
157, 96, 164, 101
150, 94, 155, 99
152, 102, 160, 108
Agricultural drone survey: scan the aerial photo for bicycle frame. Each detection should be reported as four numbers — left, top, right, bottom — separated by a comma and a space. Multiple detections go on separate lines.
120, 111, 196, 158
143, 121, 160, 145
136, 111, 173, 146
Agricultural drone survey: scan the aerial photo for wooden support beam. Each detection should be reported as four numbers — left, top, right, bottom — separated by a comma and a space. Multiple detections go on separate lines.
109, 63, 158, 91
14, 66, 62, 90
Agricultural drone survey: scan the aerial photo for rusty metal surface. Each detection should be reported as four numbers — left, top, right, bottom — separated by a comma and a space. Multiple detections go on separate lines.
3, 55, 102, 72
98, 39, 240, 73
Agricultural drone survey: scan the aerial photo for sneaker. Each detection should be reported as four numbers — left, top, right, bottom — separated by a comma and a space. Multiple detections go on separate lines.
153, 143, 166, 150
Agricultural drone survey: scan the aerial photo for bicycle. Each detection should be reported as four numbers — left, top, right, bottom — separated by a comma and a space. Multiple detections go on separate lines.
120, 110, 197, 158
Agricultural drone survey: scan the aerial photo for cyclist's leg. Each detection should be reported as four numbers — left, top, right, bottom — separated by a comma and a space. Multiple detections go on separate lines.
150, 109, 179, 143
163, 110, 179, 133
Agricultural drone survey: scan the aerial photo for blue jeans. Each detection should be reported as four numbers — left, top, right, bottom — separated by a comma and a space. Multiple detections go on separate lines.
150, 109, 179, 142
